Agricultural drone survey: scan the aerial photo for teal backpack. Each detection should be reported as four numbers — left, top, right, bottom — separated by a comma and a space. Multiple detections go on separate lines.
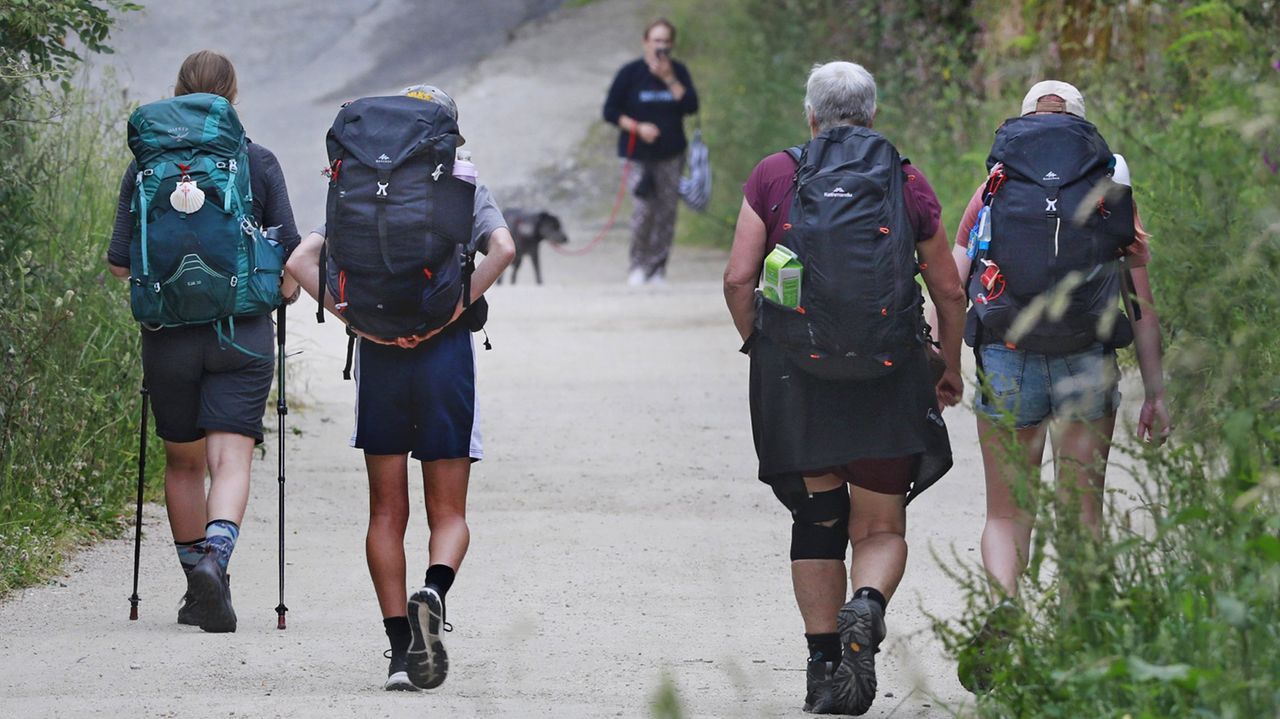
126, 93, 282, 340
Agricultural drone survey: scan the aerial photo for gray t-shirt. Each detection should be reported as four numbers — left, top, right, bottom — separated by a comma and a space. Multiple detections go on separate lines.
312, 181, 506, 253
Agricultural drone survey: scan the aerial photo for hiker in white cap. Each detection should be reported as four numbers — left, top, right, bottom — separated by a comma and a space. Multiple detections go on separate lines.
948, 80, 1171, 691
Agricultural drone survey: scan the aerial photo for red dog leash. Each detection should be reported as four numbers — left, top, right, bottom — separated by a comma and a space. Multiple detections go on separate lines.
552, 131, 637, 256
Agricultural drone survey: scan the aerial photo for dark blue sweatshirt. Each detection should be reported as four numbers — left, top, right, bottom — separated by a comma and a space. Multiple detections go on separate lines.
602, 58, 698, 162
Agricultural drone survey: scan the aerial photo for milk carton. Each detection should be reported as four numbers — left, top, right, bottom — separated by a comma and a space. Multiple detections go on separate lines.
761, 244, 803, 308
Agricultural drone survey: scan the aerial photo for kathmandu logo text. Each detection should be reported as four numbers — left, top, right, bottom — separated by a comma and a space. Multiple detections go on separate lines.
823, 186, 854, 198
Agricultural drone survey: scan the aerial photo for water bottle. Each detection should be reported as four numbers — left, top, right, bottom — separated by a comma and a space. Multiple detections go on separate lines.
967, 204, 991, 260
453, 149, 477, 184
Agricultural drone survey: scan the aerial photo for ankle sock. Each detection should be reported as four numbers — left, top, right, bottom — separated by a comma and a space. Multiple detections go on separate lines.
383, 616, 411, 656
204, 520, 240, 570
805, 632, 842, 663
423, 564, 456, 598
175, 537, 206, 575
853, 586, 888, 614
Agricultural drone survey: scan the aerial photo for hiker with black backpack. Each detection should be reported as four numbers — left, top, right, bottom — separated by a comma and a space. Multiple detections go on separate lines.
949, 81, 1171, 692
723, 61, 967, 715
106, 50, 302, 633
283, 84, 514, 692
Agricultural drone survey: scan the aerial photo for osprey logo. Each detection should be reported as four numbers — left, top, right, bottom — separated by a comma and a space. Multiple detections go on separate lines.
167, 126, 190, 140
1042, 170, 1059, 182
823, 186, 854, 198
375, 153, 392, 163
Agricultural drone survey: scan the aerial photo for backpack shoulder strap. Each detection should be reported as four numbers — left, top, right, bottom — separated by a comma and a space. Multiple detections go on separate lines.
785, 145, 804, 164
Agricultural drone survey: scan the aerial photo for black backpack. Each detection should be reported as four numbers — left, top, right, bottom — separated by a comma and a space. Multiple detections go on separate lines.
755, 125, 924, 381
319, 95, 476, 340
967, 113, 1136, 354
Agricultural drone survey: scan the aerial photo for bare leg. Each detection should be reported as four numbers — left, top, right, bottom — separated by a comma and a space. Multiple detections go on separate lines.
422, 458, 471, 572
204, 430, 255, 525
847, 485, 907, 601
366, 453, 411, 618
792, 473, 848, 634
163, 439, 207, 541
1051, 414, 1116, 537
977, 416, 1048, 599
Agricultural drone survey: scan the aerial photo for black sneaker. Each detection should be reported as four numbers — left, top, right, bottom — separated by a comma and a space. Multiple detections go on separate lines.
406, 586, 451, 689
188, 551, 236, 633
802, 658, 840, 713
176, 589, 203, 626
383, 649, 419, 692
832, 596, 887, 715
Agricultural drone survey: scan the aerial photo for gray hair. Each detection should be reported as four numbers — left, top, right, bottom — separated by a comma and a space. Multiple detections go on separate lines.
804, 61, 877, 131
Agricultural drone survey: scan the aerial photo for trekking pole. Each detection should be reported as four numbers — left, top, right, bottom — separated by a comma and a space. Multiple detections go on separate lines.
128, 382, 149, 621
275, 303, 289, 630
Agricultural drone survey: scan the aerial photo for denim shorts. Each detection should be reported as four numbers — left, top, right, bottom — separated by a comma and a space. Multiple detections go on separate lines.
975, 343, 1120, 428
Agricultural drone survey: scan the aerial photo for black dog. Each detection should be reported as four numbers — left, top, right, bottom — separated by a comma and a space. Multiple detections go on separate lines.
501, 209, 568, 285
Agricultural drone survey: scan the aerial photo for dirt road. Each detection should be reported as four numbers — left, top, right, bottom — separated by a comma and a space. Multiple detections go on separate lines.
0, 1, 1033, 716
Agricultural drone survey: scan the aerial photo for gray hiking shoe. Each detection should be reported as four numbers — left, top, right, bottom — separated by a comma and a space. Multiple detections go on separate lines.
383, 649, 420, 692
802, 658, 840, 713
188, 551, 236, 633
406, 586, 451, 689
832, 596, 887, 715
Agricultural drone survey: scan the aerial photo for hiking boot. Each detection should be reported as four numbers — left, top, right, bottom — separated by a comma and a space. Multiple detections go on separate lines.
176, 589, 204, 626
406, 586, 451, 689
802, 659, 840, 713
188, 551, 236, 633
957, 600, 1021, 693
832, 596, 887, 715
383, 648, 420, 692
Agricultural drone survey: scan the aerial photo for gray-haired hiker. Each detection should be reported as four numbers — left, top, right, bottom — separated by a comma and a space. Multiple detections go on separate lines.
107, 50, 302, 633
285, 84, 514, 691
724, 61, 966, 714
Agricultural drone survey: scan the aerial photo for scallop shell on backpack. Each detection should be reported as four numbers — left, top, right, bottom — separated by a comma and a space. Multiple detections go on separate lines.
170, 180, 206, 214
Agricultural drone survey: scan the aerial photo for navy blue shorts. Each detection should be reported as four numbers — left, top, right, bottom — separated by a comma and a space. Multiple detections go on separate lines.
351, 327, 483, 461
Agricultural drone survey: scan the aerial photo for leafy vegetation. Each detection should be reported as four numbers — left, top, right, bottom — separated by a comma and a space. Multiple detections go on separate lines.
667, 0, 1279, 715
0, 1, 144, 593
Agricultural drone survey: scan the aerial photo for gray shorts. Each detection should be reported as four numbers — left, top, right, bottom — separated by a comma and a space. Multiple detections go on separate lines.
140, 315, 275, 443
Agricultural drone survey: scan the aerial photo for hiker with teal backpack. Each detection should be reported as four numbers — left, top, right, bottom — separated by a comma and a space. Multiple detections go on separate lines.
948, 81, 1172, 691
107, 50, 301, 633
285, 84, 515, 692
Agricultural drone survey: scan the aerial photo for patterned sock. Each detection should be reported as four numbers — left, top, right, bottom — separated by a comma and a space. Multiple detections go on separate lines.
175, 538, 206, 575
423, 564, 456, 599
204, 520, 240, 571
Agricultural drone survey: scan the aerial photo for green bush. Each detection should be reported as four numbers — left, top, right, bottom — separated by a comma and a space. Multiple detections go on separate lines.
667, 0, 1279, 714
0, 1, 145, 594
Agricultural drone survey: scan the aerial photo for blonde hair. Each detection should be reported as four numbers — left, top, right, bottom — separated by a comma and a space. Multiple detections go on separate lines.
174, 50, 238, 103
644, 18, 676, 42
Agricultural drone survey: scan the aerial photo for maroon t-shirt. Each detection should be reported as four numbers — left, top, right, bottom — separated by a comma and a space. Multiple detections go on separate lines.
743, 151, 942, 252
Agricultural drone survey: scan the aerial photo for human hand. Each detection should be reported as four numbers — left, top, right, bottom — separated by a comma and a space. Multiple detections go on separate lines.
936, 368, 964, 410
394, 300, 467, 349
351, 327, 398, 346
1137, 393, 1171, 445
648, 52, 674, 82
636, 122, 661, 144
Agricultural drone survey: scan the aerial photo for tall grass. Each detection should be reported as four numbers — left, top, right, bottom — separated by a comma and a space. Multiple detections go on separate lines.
666, 0, 1280, 714
0, 82, 153, 594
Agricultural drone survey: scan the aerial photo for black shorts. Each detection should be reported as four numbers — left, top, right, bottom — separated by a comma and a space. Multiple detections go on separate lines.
140, 315, 275, 443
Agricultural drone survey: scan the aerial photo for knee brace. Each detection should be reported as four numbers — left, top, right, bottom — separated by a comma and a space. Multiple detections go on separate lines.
775, 483, 850, 561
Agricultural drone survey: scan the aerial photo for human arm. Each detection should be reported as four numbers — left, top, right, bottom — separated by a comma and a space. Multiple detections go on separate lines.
724, 197, 767, 343
918, 226, 967, 407
1125, 205, 1169, 442
603, 62, 659, 144
106, 166, 135, 279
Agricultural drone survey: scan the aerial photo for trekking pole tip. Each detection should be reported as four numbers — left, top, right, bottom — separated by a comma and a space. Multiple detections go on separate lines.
276, 604, 288, 630
129, 599, 139, 621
